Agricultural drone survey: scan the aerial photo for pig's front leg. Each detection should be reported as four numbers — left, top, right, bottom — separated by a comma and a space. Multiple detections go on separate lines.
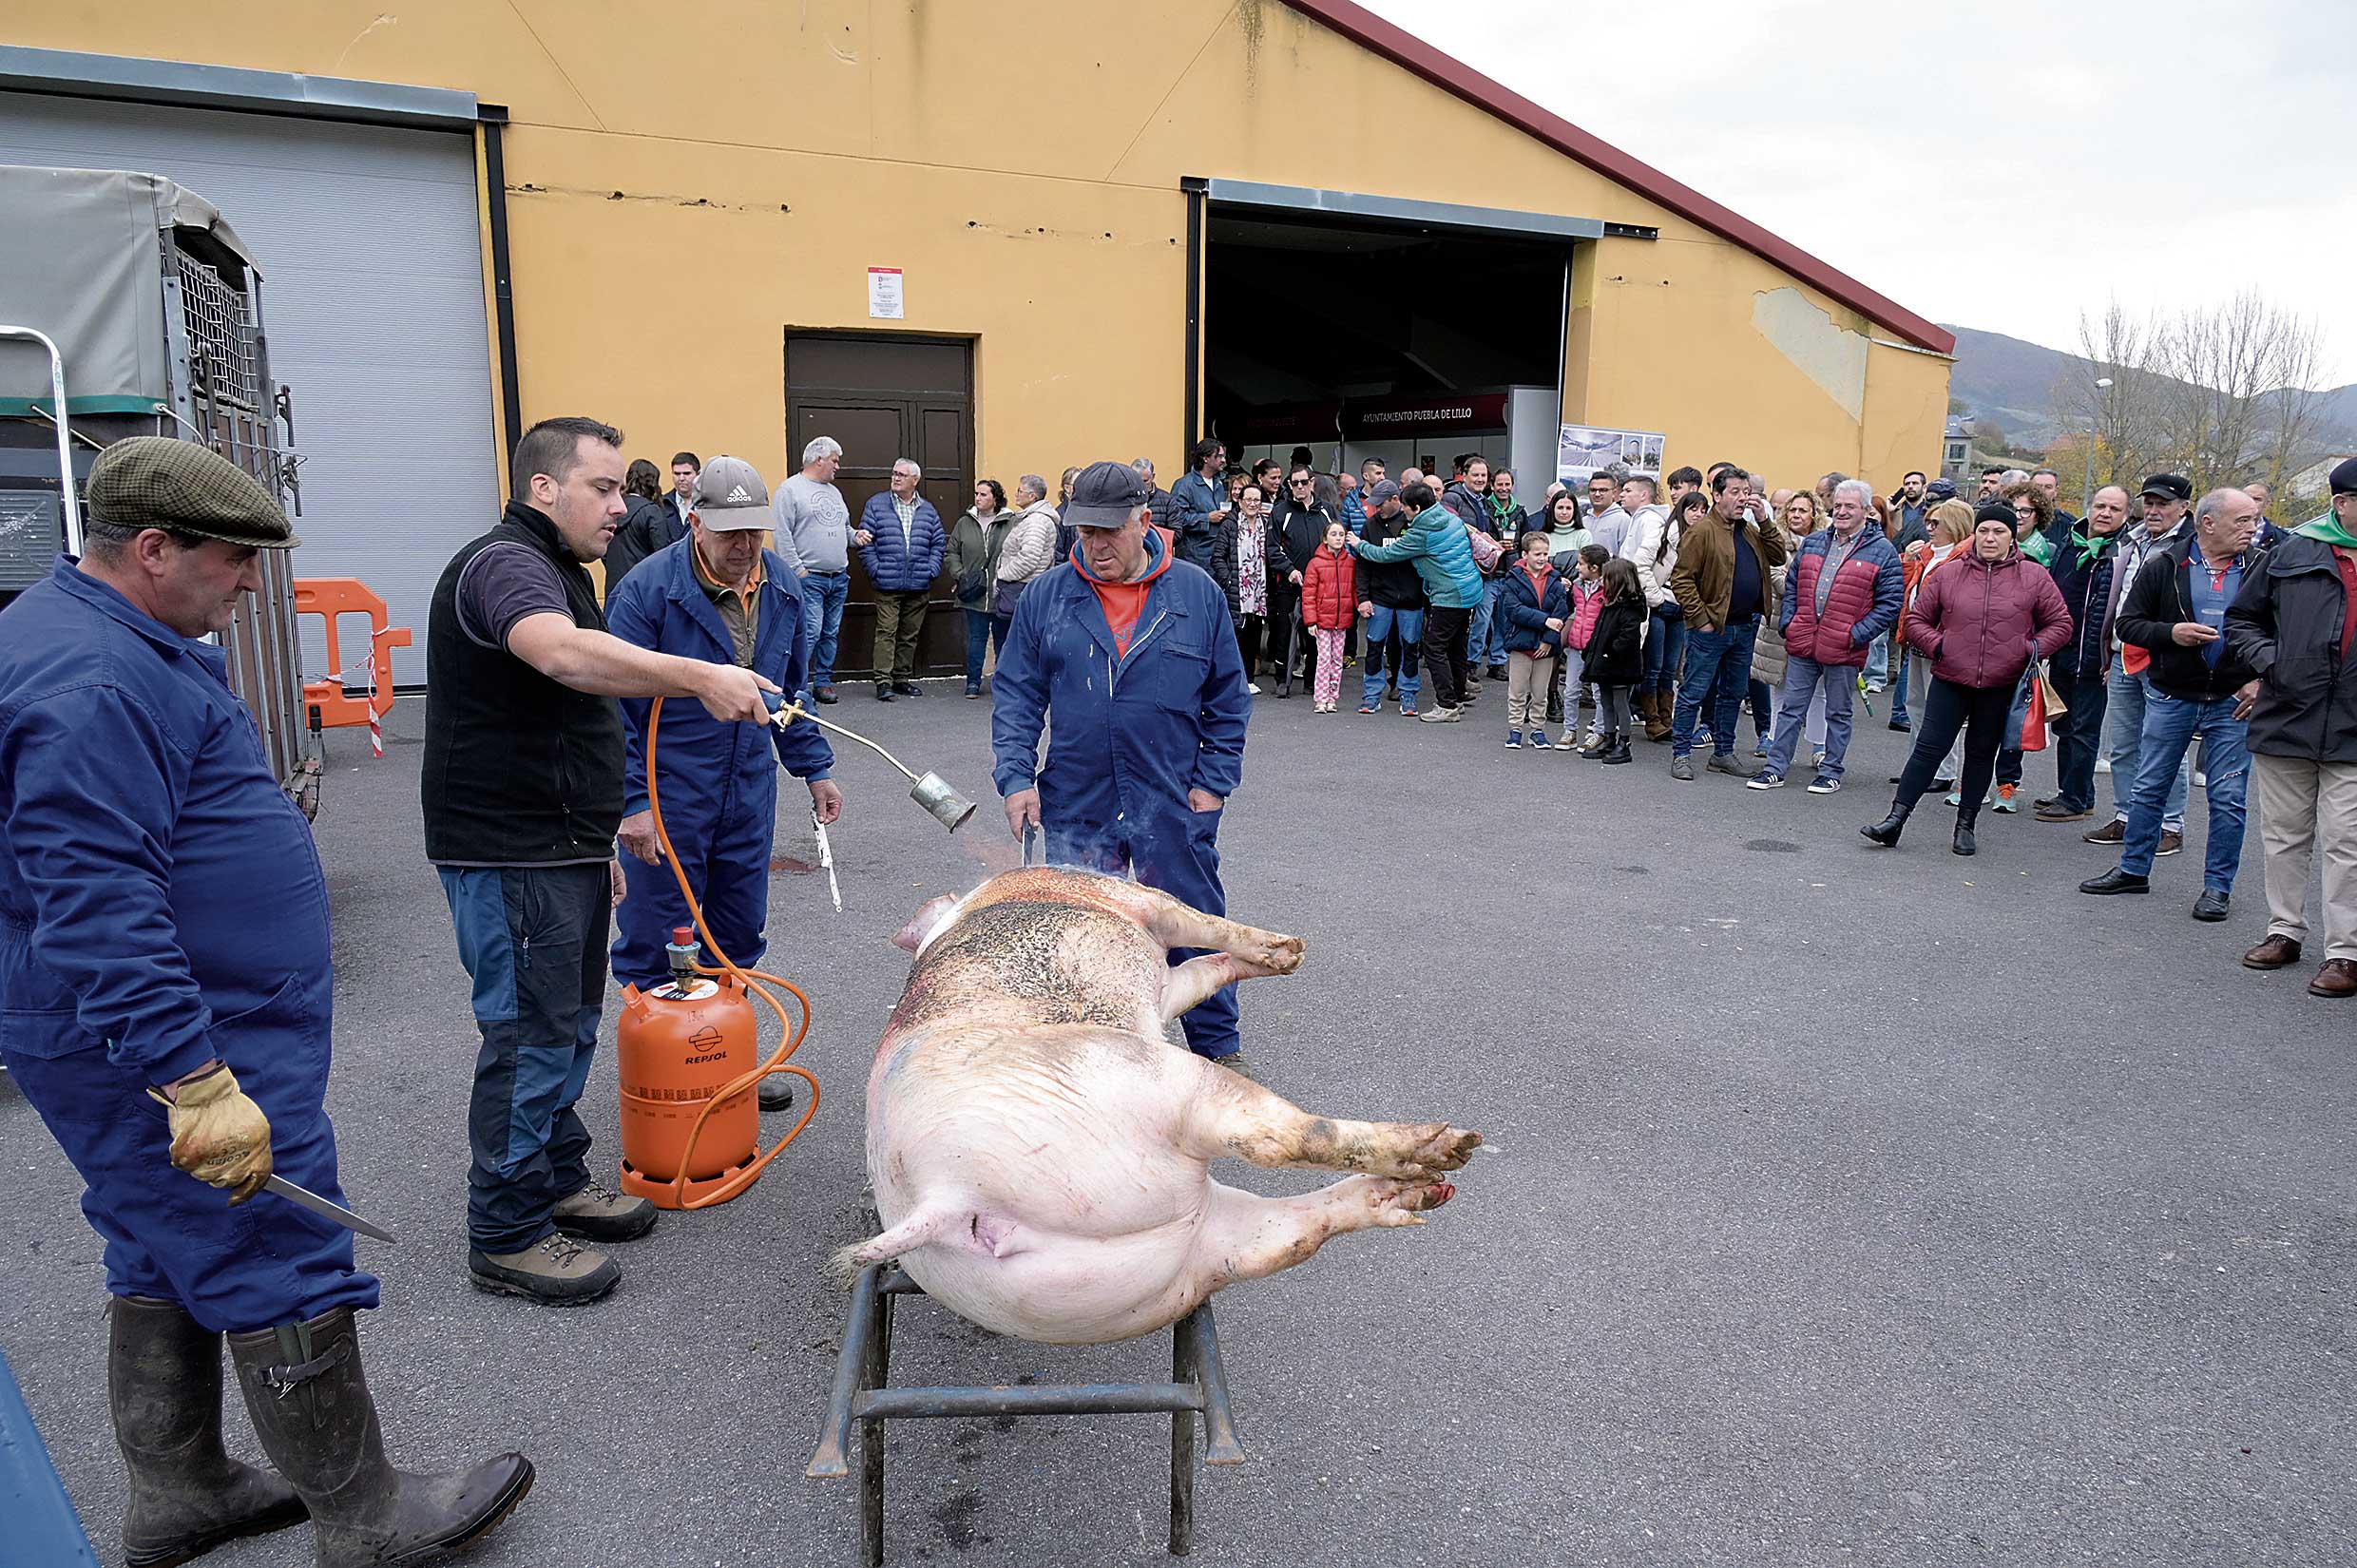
1192, 1175, 1458, 1291
1093, 880, 1306, 977
1174, 1060, 1482, 1179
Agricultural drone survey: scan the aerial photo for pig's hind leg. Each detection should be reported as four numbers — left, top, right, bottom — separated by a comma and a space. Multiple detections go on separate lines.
1192, 1175, 1458, 1291
1174, 1061, 1482, 1180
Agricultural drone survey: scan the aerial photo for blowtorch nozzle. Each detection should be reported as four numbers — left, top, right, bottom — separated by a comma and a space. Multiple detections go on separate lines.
910, 772, 978, 832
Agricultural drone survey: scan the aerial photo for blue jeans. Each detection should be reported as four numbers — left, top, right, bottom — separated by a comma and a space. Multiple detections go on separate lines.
1643, 603, 1687, 694
1672, 621, 1756, 756
1888, 645, 1912, 722
1866, 634, 1889, 687
1468, 577, 1506, 668
1361, 604, 1424, 707
1765, 655, 1857, 781
798, 569, 851, 691
2121, 690, 2250, 890
963, 607, 1008, 691
2105, 666, 2189, 829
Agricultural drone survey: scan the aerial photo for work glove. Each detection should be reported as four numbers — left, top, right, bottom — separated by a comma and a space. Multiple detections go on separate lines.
147, 1065, 273, 1203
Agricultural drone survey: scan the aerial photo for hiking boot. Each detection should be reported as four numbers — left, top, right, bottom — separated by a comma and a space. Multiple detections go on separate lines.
2156, 829, 2184, 856
1670, 755, 1696, 781
468, 1234, 620, 1306
2242, 934, 2303, 970
1707, 752, 1759, 778
551, 1179, 658, 1243
2083, 819, 2126, 845
109, 1295, 307, 1568
227, 1308, 533, 1568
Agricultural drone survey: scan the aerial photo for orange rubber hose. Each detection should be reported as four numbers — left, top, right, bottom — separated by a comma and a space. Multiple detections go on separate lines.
642, 697, 818, 1209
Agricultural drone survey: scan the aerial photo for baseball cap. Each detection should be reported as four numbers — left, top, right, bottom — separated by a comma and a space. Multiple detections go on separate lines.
1064, 459, 1149, 527
1366, 479, 1402, 506
86, 436, 299, 549
2328, 457, 2357, 496
2139, 472, 2193, 503
691, 455, 771, 530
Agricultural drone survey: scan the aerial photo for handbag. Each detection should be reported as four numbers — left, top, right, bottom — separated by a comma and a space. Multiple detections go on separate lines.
991, 576, 1025, 618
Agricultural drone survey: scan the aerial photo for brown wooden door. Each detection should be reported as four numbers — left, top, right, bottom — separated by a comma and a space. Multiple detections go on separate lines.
784, 333, 973, 677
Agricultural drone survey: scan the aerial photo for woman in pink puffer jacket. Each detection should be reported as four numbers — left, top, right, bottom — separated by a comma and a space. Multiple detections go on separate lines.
1862, 504, 2072, 856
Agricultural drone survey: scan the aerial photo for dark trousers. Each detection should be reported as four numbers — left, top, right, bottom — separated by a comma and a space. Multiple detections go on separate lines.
1893, 679, 2015, 813
2048, 662, 2110, 813
1423, 604, 1472, 709
1266, 580, 1304, 683
962, 607, 1008, 690
871, 589, 929, 683
439, 862, 609, 1254
1234, 613, 1264, 677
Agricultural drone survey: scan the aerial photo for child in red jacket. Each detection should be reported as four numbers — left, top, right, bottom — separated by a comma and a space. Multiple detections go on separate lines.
1299, 520, 1359, 713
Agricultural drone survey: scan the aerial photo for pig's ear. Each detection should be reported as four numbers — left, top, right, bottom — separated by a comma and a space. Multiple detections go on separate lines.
893, 893, 962, 954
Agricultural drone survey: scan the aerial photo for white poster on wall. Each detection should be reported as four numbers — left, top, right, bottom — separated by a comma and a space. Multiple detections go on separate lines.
867, 266, 905, 320
1557, 423, 1665, 485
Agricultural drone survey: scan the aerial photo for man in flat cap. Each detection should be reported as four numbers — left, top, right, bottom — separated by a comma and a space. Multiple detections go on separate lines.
0, 437, 532, 1566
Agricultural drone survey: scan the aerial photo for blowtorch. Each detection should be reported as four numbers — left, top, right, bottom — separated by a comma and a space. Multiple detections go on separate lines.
759, 690, 978, 831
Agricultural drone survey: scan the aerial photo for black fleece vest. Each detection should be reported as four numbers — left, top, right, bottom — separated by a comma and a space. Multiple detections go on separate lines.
421, 503, 625, 864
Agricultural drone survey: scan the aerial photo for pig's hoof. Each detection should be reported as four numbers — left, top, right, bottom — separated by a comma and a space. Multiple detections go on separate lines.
1367, 1176, 1455, 1226
1243, 931, 1305, 977
1392, 1123, 1482, 1177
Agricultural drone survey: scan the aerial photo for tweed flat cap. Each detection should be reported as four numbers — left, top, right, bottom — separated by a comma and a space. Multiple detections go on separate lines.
86, 437, 299, 549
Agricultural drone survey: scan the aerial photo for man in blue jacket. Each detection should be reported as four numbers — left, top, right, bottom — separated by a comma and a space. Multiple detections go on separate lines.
857, 456, 945, 700
0, 439, 528, 1567
992, 460, 1255, 1070
606, 457, 842, 1111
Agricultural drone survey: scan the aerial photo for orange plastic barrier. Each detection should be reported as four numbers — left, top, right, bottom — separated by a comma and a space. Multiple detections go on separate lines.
294, 578, 411, 731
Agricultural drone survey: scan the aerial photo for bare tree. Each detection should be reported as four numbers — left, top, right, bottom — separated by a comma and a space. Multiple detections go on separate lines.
2068, 300, 2160, 487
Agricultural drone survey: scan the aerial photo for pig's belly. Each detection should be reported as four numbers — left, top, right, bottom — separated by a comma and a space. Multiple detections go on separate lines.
869, 1024, 1218, 1343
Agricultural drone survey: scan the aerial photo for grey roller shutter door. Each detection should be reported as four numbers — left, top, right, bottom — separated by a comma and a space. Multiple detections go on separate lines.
0, 88, 500, 685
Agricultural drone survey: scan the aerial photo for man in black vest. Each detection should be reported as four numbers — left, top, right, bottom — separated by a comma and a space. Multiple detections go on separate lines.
423, 416, 773, 1306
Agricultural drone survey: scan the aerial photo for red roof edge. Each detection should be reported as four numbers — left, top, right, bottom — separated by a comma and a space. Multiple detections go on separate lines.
1282, 0, 1957, 357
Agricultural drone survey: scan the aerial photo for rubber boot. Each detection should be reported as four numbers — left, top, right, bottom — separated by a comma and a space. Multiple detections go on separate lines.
1953, 805, 1979, 857
110, 1296, 307, 1568
228, 1308, 533, 1567
1861, 800, 1911, 847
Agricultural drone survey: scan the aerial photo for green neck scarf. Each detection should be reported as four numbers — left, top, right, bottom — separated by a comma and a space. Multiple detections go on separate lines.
2294, 512, 2357, 549
2064, 525, 2113, 571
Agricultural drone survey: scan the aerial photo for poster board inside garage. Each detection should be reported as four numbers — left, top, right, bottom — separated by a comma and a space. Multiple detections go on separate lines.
0, 86, 500, 687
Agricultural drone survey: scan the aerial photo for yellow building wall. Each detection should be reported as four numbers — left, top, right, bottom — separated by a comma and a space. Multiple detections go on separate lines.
10, 0, 1948, 494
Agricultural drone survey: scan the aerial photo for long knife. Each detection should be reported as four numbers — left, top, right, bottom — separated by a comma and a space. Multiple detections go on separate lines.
813, 810, 843, 913
263, 1174, 398, 1244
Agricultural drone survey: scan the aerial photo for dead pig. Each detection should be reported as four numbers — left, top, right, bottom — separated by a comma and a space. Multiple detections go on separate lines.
838, 867, 1481, 1345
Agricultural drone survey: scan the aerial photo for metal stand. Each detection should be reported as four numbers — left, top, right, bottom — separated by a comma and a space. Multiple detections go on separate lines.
808, 1264, 1245, 1562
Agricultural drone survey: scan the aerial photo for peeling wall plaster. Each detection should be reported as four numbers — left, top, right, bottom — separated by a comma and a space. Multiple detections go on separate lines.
1752, 287, 1868, 423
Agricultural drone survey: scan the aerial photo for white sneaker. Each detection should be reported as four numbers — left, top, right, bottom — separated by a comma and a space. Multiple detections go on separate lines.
1418, 705, 1461, 723
1248, 681, 1262, 696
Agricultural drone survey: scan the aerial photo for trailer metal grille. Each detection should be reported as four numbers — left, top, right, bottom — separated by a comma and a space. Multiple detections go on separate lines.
172, 250, 262, 410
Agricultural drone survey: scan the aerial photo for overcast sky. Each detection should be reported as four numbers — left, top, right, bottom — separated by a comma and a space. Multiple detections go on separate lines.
1361, 0, 2357, 387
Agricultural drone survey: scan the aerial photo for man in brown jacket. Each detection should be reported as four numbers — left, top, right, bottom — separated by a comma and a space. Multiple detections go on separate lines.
1668, 465, 1789, 779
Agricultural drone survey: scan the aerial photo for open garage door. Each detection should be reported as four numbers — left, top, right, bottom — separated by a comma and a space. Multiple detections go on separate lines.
0, 87, 498, 686
1201, 181, 1599, 490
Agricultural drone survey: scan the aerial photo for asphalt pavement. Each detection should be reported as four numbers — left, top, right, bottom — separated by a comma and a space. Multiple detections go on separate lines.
4, 672, 2352, 1567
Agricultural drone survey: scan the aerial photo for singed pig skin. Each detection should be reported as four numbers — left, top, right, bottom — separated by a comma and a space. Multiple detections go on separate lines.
845, 868, 1479, 1345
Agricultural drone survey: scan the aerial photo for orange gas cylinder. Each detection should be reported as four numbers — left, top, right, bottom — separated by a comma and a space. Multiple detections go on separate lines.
617, 927, 763, 1209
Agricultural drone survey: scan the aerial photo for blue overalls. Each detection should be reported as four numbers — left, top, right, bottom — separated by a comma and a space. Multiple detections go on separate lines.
604, 539, 833, 985
0, 560, 377, 1333
990, 534, 1252, 1057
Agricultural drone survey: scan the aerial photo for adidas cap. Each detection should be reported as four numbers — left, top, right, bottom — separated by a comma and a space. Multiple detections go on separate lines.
691, 454, 771, 530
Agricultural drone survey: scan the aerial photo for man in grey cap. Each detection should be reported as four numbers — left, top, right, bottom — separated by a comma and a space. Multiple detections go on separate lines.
606, 455, 840, 1108
0, 437, 534, 1566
